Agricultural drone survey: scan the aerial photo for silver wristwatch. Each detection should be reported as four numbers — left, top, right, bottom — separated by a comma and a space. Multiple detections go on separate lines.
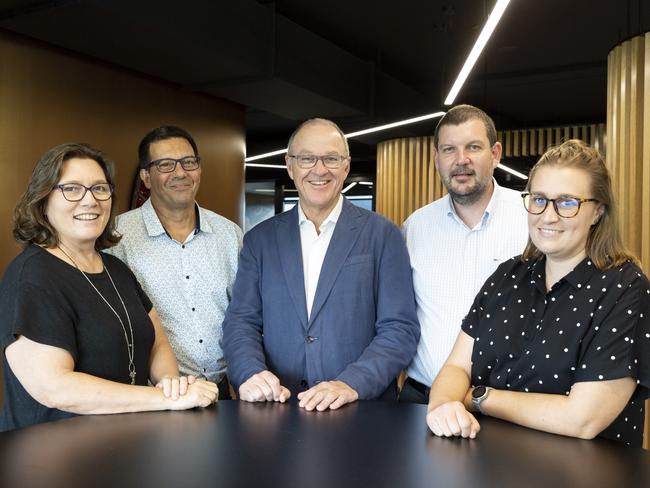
471, 385, 492, 414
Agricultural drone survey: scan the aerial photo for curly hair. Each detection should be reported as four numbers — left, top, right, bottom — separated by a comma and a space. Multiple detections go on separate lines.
13, 143, 121, 250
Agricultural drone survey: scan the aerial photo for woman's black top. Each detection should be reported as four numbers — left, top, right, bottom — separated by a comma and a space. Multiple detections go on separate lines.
461, 255, 650, 447
0, 244, 154, 431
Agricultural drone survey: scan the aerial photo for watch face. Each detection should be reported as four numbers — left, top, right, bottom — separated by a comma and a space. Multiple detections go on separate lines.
472, 386, 487, 399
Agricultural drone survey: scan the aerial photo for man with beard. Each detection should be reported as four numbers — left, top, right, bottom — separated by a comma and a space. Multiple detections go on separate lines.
399, 105, 528, 404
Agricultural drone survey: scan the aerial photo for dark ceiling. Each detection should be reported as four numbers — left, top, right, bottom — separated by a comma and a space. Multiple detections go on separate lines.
1, 0, 648, 189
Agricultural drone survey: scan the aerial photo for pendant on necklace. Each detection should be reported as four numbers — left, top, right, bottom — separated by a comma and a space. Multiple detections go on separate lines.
129, 371, 136, 385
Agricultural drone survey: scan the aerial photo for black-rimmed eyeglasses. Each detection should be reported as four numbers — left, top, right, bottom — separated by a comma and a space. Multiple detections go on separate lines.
288, 154, 349, 169
521, 192, 598, 218
53, 183, 114, 202
148, 156, 201, 173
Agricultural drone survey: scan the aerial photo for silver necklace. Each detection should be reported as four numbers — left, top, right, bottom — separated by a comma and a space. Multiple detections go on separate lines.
57, 244, 137, 384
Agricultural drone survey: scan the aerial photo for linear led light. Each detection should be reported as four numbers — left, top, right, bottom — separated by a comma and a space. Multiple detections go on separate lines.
284, 195, 372, 201
245, 149, 288, 163
245, 162, 287, 169
245, 111, 446, 166
343, 112, 446, 138
342, 182, 357, 193
497, 163, 528, 180
444, 0, 512, 105
358, 181, 373, 186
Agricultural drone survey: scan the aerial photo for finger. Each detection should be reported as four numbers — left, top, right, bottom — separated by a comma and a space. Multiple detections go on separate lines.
198, 379, 220, 394
279, 386, 291, 403
188, 375, 196, 384
443, 414, 461, 437
238, 385, 255, 402
426, 413, 443, 437
259, 372, 282, 400
316, 392, 339, 411
199, 391, 215, 408
438, 413, 454, 437
328, 393, 351, 410
253, 379, 275, 402
455, 410, 473, 438
239, 383, 262, 402
298, 388, 316, 408
179, 376, 188, 396
162, 377, 172, 398
469, 413, 481, 439
304, 391, 326, 411
171, 377, 180, 401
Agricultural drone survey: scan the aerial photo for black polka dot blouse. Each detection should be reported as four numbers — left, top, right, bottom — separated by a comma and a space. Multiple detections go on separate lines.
461, 256, 650, 447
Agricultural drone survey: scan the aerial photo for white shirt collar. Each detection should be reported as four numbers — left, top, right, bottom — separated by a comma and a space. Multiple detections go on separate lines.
446, 178, 504, 229
298, 194, 344, 228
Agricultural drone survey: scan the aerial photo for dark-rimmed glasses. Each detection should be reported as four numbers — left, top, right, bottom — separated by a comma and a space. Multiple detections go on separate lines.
521, 193, 598, 218
148, 156, 201, 173
288, 154, 349, 169
53, 183, 114, 202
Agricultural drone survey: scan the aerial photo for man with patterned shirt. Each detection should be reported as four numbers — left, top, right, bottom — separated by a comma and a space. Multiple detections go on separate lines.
399, 105, 528, 404
106, 126, 242, 399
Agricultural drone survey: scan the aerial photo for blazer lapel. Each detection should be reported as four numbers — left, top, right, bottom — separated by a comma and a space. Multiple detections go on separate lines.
275, 207, 309, 329
308, 199, 365, 327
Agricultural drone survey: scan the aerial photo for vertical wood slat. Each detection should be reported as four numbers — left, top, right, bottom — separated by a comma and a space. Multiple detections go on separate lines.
377, 120, 610, 227
376, 136, 446, 226
607, 33, 650, 449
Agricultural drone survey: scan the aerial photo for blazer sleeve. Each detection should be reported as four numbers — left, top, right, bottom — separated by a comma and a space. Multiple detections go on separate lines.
222, 232, 269, 389
335, 222, 420, 399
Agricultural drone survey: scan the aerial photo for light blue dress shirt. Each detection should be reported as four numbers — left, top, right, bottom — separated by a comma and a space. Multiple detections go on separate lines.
106, 198, 242, 382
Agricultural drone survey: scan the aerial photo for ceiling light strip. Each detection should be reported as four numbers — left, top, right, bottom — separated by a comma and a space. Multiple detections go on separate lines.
444, 0, 512, 105
341, 182, 358, 193
245, 162, 287, 169
497, 163, 528, 180
245, 111, 446, 165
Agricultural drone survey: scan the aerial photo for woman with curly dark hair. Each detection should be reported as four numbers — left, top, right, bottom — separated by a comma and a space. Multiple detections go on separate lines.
1, 143, 218, 431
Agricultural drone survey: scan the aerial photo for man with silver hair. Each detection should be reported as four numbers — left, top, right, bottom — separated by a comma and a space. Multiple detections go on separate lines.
224, 118, 419, 411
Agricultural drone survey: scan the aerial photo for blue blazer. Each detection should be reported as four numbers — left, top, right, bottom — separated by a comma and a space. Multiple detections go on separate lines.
223, 198, 420, 400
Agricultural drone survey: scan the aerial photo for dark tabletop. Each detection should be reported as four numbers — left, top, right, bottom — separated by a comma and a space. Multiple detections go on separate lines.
0, 400, 648, 488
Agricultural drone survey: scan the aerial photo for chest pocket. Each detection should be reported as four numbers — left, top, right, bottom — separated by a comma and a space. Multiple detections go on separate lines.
343, 254, 372, 267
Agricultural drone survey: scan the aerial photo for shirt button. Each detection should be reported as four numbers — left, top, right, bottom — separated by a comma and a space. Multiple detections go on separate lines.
186, 275, 190, 279
306, 335, 317, 343
182, 245, 185, 249
192, 307, 196, 311
199, 339, 203, 344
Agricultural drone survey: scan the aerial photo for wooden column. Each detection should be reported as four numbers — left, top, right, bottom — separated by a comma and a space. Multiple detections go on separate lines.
607, 32, 650, 449
376, 136, 445, 226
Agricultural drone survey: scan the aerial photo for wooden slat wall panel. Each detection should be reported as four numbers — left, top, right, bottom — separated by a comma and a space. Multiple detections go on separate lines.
607, 33, 650, 449
499, 123, 607, 158
376, 120, 607, 226
376, 136, 446, 226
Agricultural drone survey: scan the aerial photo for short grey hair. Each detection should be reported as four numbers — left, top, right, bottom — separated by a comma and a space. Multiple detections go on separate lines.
287, 118, 350, 157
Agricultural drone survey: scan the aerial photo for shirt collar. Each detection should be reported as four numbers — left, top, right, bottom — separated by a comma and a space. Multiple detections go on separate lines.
446, 178, 502, 229
298, 194, 344, 229
527, 255, 597, 292
141, 198, 208, 238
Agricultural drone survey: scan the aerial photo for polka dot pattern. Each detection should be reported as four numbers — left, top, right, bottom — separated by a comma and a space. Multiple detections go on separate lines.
461, 256, 650, 447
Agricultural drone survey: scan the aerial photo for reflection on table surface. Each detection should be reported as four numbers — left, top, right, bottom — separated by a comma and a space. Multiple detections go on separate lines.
0, 401, 648, 488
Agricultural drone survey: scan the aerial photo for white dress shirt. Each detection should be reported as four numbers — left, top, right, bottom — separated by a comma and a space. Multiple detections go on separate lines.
402, 180, 529, 387
298, 195, 344, 319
